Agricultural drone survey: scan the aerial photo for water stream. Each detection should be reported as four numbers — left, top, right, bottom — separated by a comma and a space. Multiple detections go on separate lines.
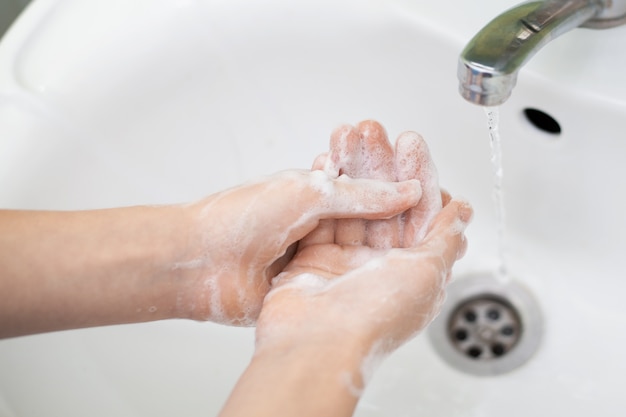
484, 107, 509, 282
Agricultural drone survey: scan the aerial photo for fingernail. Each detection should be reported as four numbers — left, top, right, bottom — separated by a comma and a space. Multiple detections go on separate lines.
457, 200, 474, 223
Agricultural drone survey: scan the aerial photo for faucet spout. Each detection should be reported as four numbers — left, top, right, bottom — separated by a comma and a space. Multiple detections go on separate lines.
458, 0, 626, 106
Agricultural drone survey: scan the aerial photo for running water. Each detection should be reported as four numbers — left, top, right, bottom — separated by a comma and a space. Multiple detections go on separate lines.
484, 107, 509, 282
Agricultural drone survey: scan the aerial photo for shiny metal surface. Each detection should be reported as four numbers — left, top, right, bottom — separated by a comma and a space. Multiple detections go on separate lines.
458, 0, 625, 106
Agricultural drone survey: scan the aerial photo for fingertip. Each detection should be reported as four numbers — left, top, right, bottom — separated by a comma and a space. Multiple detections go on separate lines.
312, 153, 328, 171
356, 120, 387, 140
395, 130, 424, 149
329, 124, 356, 145
328, 124, 360, 177
455, 199, 474, 224
394, 131, 427, 161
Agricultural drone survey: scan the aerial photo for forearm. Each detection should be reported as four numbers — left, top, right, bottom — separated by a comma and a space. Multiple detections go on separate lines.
0, 206, 197, 338
219, 341, 368, 417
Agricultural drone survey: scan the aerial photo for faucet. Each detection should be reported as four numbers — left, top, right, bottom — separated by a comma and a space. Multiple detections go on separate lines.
458, 0, 626, 106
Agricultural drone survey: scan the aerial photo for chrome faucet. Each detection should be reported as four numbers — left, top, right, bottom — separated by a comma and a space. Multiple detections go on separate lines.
458, 0, 626, 106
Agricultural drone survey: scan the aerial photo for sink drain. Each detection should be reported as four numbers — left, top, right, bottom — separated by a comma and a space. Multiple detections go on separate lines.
429, 273, 543, 376
448, 296, 521, 360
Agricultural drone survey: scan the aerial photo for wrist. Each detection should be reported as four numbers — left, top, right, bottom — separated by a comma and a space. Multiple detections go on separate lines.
255, 328, 380, 395
220, 338, 371, 417
98, 204, 201, 323
156, 202, 215, 321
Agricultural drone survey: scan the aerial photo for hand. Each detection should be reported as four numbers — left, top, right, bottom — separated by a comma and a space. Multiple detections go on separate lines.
181, 169, 423, 325
256, 196, 471, 359
255, 120, 472, 383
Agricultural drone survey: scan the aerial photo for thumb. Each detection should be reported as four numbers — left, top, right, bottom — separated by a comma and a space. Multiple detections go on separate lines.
419, 198, 473, 269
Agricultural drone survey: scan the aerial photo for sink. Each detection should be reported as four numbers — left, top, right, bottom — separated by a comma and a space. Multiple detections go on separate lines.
1, 0, 625, 416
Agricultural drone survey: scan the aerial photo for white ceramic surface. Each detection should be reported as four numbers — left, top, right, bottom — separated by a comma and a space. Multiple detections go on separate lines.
1, 1, 625, 416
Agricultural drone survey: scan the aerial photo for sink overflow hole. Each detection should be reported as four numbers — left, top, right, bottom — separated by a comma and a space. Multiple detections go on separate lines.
523, 108, 561, 135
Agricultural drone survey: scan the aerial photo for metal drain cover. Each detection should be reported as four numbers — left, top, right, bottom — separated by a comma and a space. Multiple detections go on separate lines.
428, 273, 543, 376
448, 296, 521, 360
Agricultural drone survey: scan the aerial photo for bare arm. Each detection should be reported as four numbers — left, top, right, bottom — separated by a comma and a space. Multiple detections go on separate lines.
219, 341, 364, 417
0, 206, 195, 337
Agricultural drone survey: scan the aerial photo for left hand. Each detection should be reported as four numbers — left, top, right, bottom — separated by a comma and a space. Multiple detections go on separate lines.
179, 169, 422, 325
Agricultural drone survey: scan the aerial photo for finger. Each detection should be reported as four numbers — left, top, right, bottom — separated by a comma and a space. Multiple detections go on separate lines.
419, 198, 473, 270
300, 153, 335, 248
311, 152, 328, 171
325, 124, 361, 178
372, 198, 472, 306
356, 120, 401, 249
316, 175, 422, 221
247, 171, 420, 261
327, 124, 368, 246
355, 120, 395, 180
395, 131, 443, 247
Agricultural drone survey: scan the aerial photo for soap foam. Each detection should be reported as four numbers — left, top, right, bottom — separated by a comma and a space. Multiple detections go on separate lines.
205, 275, 226, 323
267, 272, 329, 300
341, 339, 388, 397
395, 131, 443, 245
325, 125, 395, 182
179, 121, 447, 327
325, 125, 443, 249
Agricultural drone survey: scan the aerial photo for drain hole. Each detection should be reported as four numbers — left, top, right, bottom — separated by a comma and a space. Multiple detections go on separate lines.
454, 329, 468, 341
491, 343, 506, 357
487, 308, 500, 321
464, 310, 477, 323
501, 325, 515, 336
523, 108, 561, 135
467, 346, 483, 358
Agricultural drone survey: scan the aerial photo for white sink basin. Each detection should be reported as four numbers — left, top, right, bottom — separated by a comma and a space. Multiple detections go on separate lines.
1, 1, 625, 416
